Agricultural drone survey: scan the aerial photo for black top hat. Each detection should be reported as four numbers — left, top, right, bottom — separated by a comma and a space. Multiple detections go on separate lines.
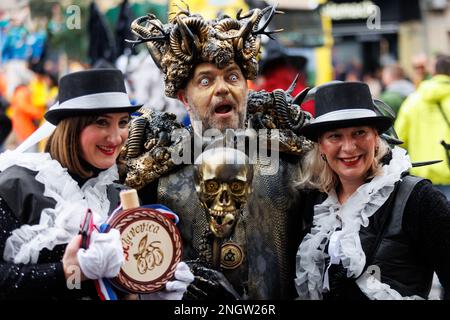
44, 69, 142, 125
299, 82, 393, 142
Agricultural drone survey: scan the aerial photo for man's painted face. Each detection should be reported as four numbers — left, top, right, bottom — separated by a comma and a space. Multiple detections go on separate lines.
80, 113, 129, 170
179, 62, 248, 134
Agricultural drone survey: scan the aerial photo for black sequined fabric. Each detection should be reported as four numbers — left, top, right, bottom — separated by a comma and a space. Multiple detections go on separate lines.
0, 196, 97, 300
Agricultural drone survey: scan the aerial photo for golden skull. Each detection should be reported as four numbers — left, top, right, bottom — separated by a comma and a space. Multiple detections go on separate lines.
194, 147, 253, 238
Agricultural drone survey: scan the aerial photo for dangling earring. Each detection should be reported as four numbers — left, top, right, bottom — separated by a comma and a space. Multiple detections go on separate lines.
375, 145, 379, 156
320, 154, 327, 161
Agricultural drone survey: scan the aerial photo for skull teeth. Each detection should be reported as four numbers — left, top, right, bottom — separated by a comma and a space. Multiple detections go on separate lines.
209, 209, 237, 217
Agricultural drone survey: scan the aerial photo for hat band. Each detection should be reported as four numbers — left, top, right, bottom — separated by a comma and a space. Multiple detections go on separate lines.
312, 109, 377, 124
49, 92, 132, 111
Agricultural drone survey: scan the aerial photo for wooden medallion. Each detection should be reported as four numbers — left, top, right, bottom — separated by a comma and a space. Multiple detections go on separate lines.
108, 207, 182, 294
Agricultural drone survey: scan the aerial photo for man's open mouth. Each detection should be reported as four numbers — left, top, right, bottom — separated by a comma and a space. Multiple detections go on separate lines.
214, 101, 234, 114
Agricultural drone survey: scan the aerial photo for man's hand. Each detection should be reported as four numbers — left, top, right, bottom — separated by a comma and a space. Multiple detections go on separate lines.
182, 261, 241, 300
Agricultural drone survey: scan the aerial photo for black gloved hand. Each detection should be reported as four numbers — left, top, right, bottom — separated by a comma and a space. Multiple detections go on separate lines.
182, 261, 241, 300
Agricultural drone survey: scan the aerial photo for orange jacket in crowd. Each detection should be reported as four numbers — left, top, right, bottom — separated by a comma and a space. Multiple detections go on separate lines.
10, 85, 45, 142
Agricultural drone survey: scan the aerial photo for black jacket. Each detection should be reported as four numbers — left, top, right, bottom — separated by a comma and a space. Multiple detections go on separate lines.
299, 178, 450, 300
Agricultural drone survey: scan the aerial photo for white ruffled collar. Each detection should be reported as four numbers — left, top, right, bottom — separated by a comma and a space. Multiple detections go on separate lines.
0, 150, 118, 264
295, 147, 417, 300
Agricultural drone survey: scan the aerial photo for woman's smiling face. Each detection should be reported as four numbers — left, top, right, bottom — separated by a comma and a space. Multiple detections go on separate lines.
80, 112, 129, 169
319, 126, 378, 187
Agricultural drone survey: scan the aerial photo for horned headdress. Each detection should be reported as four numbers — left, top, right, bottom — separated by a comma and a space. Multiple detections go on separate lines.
128, 3, 283, 97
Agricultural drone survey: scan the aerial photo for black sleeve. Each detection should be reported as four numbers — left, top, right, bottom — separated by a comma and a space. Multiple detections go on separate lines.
137, 179, 159, 204
402, 181, 450, 299
0, 197, 94, 300
0, 166, 56, 225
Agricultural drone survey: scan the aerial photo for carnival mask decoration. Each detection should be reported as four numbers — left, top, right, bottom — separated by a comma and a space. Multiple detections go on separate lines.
194, 147, 253, 238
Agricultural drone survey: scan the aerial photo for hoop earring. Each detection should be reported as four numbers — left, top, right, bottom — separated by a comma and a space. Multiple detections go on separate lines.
320, 154, 327, 161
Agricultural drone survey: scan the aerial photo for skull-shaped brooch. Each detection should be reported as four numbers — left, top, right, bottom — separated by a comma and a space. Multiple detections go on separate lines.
194, 147, 253, 238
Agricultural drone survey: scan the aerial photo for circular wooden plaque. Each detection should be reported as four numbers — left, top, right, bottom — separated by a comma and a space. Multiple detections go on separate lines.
108, 207, 182, 294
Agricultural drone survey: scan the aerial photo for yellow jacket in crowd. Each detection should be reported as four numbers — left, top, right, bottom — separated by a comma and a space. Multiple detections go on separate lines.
395, 74, 450, 184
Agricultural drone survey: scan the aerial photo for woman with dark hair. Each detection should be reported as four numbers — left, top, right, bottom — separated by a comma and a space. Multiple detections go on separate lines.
295, 82, 450, 300
0, 69, 141, 299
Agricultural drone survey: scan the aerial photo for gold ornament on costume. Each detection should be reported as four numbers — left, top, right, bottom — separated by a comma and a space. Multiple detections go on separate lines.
221, 241, 244, 269
194, 147, 253, 239
128, 3, 284, 97
118, 109, 183, 190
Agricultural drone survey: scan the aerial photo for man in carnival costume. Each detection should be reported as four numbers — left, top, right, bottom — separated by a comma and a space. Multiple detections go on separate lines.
119, 4, 313, 299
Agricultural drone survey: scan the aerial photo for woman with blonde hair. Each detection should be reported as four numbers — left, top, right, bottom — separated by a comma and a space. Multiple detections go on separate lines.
295, 82, 450, 300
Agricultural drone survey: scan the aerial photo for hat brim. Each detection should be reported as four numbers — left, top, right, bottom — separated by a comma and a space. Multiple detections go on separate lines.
44, 104, 143, 125
299, 116, 393, 142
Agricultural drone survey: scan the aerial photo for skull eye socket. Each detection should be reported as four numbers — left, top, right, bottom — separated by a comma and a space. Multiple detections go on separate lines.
204, 180, 220, 193
230, 181, 245, 194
